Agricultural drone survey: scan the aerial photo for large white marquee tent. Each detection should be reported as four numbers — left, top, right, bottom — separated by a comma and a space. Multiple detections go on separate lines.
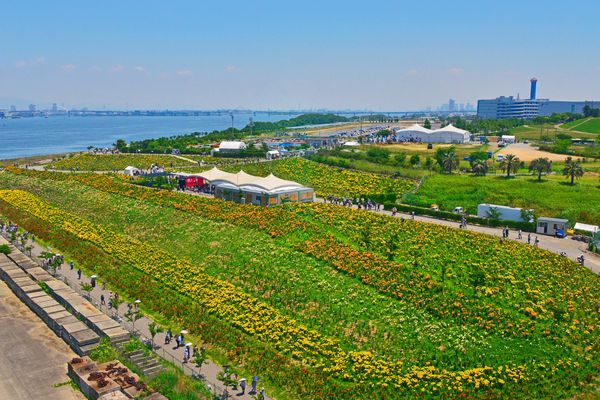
393, 124, 471, 144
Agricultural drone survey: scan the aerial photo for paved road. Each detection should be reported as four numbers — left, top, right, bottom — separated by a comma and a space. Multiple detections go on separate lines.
0, 280, 84, 400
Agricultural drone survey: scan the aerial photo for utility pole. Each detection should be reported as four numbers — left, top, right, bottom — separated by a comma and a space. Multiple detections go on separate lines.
230, 113, 234, 135
249, 117, 253, 136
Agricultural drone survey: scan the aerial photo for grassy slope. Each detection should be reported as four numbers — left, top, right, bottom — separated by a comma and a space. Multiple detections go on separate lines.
510, 125, 597, 140
406, 173, 600, 224
49, 153, 197, 170
561, 117, 600, 134
1, 170, 598, 398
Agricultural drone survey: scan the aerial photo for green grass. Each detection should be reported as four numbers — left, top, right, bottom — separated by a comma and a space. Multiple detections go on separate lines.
561, 117, 600, 134
405, 173, 600, 224
1, 169, 599, 399
49, 153, 197, 171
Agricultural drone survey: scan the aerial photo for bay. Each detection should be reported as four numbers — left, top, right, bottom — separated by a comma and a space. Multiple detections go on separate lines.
0, 112, 298, 160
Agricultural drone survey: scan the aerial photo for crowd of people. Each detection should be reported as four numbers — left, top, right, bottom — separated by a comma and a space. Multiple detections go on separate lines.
324, 195, 383, 211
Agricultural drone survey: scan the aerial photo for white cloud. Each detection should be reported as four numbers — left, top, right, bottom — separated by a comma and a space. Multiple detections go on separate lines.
35, 57, 46, 65
110, 65, 125, 72
61, 64, 77, 71
15, 60, 28, 69
176, 69, 192, 77
448, 67, 464, 75
134, 66, 146, 73
225, 65, 238, 73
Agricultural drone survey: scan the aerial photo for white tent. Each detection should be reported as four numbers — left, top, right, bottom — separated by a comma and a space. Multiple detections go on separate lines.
218, 141, 246, 151
394, 124, 469, 143
123, 166, 140, 176
574, 222, 599, 235
343, 141, 360, 146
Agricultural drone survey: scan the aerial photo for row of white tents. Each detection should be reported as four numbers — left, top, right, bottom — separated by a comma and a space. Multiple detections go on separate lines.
392, 124, 471, 144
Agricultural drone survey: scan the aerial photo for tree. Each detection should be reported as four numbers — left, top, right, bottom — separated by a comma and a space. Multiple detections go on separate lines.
147, 322, 164, 350
500, 154, 520, 177
436, 147, 458, 173
485, 207, 502, 221
80, 282, 93, 300
125, 310, 144, 334
529, 157, 552, 182
423, 118, 432, 129
409, 154, 420, 167
562, 157, 584, 185
471, 159, 488, 176
111, 296, 124, 317
394, 153, 407, 166
193, 352, 208, 373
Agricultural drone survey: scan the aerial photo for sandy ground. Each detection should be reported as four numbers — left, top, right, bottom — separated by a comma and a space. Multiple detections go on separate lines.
0, 280, 85, 400
498, 143, 568, 162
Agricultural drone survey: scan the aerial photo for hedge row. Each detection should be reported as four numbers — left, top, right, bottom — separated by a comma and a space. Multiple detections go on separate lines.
382, 202, 536, 232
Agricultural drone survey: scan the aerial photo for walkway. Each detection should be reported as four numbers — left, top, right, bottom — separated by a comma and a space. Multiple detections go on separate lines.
8, 234, 269, 400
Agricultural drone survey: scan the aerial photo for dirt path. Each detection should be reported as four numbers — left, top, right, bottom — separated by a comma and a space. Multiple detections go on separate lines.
497, 143, 567, 162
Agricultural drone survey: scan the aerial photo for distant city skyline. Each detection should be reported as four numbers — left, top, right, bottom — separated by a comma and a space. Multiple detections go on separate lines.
2, 0, 600, 110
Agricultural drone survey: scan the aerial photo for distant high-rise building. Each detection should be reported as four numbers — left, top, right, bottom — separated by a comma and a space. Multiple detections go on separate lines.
52, 103, 58, 112
28, 104, 36, 112
448, 99, 456, 112
10, 105, 16, 112
477, 78, 600, 119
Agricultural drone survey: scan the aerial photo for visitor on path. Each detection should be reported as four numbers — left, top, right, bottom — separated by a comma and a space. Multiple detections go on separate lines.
193, 344, 198, 357
102, 279, 107, 290
411, 211, 415, 220
534, 236, 540, 247
183, 345, 190, 363
201, 343, 206, 355
527, 234, 531, 244
77, 268, 82, 279
239, 378, 247, 395
251, 376, 259, 394
165, 329, 172, 344
518, 230, 522, 239
259, 388, 266, 400
70, 261, 74, 270
100, 294, 105, 305
392, 207, 397, 217
174, 334, 181, 349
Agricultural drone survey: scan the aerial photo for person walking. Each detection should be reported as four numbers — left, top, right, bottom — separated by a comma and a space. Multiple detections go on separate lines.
535, 236, 540, 247
100, 294, 105, 305
518, 229, 522, 239
251, 376, 259, 394
239, 378, 247, 395
77, 269, 82, 280
70, 261, 74, 270
183, 345, 190, 363
527, 233, 531, 244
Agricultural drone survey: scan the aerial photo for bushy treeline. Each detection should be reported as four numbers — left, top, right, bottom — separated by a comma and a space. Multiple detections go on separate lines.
116, 113, 350, 154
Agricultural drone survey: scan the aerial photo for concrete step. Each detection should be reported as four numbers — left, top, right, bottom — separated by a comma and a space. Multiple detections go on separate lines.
142, 365, 164, 377
136, 358, 157, 368
79, 343, 99, 355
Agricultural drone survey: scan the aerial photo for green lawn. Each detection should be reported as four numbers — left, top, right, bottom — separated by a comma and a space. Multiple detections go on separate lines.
561, 117, 600, 134
405, 173, 600, 224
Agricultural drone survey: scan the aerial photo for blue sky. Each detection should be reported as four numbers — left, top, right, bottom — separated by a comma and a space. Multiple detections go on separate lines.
2, 0, 599, 110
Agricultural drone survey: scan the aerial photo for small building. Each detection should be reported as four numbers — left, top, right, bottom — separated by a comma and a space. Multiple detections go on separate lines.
266, 150, 280, 160
501, 135, 516, 144
537, 217, 569, 237
218, 141, 246, 152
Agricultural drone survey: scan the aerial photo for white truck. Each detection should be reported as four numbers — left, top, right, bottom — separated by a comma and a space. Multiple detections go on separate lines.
477, 204, 533, 222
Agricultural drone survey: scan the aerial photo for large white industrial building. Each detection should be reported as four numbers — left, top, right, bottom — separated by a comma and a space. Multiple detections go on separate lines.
393, 124, 471, 144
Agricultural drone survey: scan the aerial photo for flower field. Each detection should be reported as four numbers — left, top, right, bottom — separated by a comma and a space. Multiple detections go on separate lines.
49, 153, 198, 171
0, 167, 598, 399
216, 158, 416, 199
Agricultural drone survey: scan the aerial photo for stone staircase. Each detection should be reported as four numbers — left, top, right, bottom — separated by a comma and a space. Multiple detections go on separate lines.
115, 341, 165, 378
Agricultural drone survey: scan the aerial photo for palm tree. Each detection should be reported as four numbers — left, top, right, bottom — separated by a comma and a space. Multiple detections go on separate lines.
501, 154, 520, 177
471, 159, 488, 176
529, 157, 552, 182
563, 157, 584, 185
441, 150, 458, 173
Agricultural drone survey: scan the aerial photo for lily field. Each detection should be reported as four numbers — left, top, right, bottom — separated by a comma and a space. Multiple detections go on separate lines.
0, 166, 598, 399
